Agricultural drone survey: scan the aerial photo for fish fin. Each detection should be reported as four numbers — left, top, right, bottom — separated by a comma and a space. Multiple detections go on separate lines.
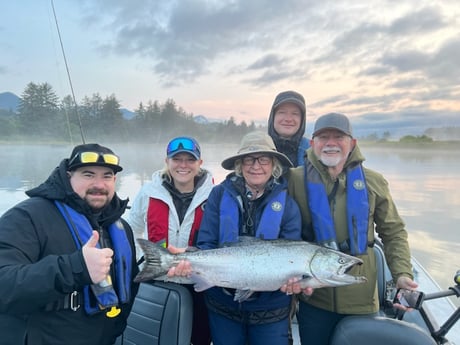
190, 273, 214, 292
233, 289, 254, 302
134, 239, 172, 282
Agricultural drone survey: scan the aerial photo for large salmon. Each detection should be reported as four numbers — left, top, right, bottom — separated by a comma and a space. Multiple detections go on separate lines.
135, 238, 367, 301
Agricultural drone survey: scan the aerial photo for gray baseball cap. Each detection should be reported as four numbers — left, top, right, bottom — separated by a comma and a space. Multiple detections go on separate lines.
312, 113, 353, 138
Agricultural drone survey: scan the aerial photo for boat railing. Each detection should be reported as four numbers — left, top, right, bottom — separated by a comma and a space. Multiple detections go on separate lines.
419, 273, 460, 344
374, 237, 459, 344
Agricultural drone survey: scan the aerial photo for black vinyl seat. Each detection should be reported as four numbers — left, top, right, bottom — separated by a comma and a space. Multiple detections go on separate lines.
116, 281, 193, 345
329, 315, 437, 345
330, 241, 437, 345
373, 241, 390, 308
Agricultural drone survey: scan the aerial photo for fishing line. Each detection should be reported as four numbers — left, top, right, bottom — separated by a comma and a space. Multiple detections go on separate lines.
50, 0, 86, 144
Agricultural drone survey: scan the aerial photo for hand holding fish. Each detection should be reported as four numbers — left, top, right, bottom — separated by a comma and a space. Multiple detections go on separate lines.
281, 277, 314, 296
167, 245, 186, 254
167, 260, 191, 278
166, 246, 191, 277
82, 230, 114, 284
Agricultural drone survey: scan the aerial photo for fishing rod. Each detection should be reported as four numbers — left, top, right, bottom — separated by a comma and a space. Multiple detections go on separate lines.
50, 0, 86, 144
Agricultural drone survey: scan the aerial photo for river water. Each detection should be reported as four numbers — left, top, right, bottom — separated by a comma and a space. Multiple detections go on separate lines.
1, 142, 459, 306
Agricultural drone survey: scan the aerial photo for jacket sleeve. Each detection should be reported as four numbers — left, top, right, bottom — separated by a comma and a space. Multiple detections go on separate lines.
0, 201, 92, 314
126, 186, 148, 238
196, 186, 222, 250
366, 169, 413, 280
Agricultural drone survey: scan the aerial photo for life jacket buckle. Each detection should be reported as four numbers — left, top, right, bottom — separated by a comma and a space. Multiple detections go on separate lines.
70, 291, 80, 311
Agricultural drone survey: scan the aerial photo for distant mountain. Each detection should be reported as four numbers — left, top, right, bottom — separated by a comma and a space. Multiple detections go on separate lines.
193, 115, 209, 124
194, 114, 227, 124
121, 108, 135, 120
0, 92, 20, 113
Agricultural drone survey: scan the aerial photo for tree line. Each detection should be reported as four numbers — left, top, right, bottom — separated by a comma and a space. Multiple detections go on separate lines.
0, 82, 259, 144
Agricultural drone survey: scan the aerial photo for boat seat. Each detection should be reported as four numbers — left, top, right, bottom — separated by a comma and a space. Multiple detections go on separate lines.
115, 281, 193, 345
373, 240, 392, 308
329, 315, 437, 345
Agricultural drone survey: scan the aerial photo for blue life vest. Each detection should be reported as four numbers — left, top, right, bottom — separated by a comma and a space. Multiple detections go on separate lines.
218, 189, 287, 244
296, 137, 310, 166
55, 201, 132, 314
305, 161, 369, 255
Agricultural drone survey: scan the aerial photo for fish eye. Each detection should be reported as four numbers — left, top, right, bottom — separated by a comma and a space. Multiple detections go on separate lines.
338, 258, 346, 264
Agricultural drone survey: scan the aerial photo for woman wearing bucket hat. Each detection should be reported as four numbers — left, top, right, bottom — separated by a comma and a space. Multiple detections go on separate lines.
128, 136, 214, 345
169, 131, 305, 345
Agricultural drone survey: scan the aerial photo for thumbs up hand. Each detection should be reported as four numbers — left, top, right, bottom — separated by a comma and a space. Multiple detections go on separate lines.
82, 230, 114, 284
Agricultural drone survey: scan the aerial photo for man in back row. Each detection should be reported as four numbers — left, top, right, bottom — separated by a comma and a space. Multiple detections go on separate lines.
288, 113, 417, 345
0, 143, 139, 345
268, 90, 310, 167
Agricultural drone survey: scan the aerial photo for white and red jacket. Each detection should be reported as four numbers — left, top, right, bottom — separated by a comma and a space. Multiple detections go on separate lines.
128, 170, 214, 247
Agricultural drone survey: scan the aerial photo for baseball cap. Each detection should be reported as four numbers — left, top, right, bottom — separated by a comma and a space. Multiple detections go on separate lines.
312, 113, 353, 138
67, 143, 123, 173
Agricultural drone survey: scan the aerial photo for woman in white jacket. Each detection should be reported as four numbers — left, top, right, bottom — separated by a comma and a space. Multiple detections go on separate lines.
128, 136, 214, 345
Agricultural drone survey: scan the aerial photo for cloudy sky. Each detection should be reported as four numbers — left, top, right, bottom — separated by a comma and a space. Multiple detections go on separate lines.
1, 0, 459, 132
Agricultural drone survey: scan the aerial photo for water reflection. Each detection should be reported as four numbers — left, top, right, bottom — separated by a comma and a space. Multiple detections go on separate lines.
0, 143, 459, 304
361, 146, 460, 302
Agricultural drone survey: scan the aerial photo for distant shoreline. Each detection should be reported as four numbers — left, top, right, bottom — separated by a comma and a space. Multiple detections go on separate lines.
1, 139, 459, 148
359, 140, 459, 149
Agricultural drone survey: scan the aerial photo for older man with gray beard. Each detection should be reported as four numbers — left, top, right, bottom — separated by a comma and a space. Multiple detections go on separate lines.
287, 113, 417, 345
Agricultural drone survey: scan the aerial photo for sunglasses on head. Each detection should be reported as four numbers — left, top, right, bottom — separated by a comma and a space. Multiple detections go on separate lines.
69, 151, 120, 166
167, 137, 200, 156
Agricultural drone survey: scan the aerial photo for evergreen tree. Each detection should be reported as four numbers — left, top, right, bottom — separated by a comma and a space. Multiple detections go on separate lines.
18, 82, 61, 138
11, 81, 271, 143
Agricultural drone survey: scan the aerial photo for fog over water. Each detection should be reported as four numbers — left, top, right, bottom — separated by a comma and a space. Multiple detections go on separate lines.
1, 143, 459, 306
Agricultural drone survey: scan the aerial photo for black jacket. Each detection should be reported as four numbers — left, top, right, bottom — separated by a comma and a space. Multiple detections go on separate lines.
0, 159, 139, 345
268, 90, 308, 166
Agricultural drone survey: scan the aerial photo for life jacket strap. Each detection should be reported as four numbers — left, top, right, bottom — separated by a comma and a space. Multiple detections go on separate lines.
44, 291, 81, 312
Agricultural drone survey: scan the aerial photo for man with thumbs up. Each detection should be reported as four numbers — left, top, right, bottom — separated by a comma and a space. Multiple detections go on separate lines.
0, 143, 139, 345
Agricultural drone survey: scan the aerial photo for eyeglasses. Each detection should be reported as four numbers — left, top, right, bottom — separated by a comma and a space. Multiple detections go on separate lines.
241, 155, 272, 166
315, 133, 349, 142
167, 137, 201, 157
69, 152, 120, 166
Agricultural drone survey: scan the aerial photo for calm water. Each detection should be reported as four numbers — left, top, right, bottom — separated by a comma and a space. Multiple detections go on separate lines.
1, 143, 459, 304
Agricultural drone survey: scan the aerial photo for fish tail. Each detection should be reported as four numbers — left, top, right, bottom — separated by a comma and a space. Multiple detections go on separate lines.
134, 238, 172, 282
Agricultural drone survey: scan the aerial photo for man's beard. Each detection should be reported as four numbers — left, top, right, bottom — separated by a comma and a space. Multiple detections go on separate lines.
319, 147, 343, 167
85, 188, 110, 210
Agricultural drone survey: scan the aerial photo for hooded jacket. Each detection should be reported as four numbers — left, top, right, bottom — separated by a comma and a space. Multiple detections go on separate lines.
128, 169, 214, 247
0, 159, 139, 345
268, 90, 310, 166
288, 146, 413, 314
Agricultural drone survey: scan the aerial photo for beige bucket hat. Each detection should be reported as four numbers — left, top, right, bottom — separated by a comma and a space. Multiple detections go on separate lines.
221, 131, 293, 170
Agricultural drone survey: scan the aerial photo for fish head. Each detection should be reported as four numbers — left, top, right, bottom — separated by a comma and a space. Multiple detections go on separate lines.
307, 247, 367, 287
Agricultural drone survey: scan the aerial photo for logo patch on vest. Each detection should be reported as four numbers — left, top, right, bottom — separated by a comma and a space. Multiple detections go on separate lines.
353, 179, 365, 190
271, 201, 282, 212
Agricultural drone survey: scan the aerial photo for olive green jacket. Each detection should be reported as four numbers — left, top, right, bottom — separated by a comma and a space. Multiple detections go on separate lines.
288, 145, 413, 314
